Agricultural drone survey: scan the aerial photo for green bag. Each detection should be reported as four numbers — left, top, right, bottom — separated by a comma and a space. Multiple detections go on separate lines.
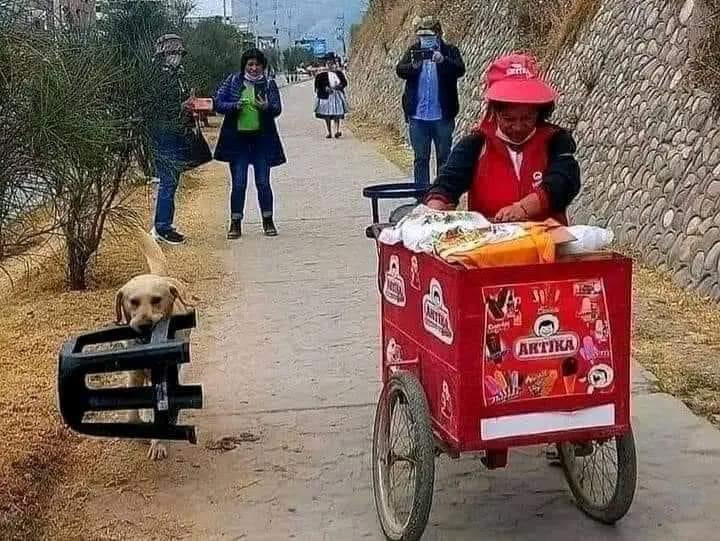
236, 86, 260, 132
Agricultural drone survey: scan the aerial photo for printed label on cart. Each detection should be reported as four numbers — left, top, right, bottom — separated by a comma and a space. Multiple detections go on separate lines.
423, 278, 454, 344
481, 279, 614, 406
383, 255, 406, 307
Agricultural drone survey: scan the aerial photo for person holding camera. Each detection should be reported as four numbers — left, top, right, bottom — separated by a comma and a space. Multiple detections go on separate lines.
396, 16, 466, 190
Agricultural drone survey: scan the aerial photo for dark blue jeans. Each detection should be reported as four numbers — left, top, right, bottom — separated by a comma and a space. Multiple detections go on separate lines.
153, 156, 182, 234
230, 150, 273, 220
408, 118, 456, 189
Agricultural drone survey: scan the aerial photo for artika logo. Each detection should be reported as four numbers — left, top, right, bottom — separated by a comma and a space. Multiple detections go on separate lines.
423, 278, 453, 344
383, 255, 406, 307
514, 313, 579, 360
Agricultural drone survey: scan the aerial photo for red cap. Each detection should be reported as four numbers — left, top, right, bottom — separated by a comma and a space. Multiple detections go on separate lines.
485, 53, 557, 104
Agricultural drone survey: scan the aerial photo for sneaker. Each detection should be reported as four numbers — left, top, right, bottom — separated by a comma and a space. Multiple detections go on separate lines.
151, 227, 185, 245
227, 219, 242, 239
262, 217, 278, 237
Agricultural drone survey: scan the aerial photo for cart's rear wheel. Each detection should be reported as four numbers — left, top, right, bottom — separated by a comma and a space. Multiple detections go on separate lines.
372, 372, 435, 541
558, 428, 637, 524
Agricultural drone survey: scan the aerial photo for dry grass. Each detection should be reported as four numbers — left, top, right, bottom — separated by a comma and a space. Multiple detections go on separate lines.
689, 0, 720, 106
350, 115, 720, 428
0, 119, 230, 539
512, 0, 601, 64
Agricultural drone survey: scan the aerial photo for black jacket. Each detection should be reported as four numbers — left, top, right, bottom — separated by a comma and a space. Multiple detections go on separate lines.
396, 40, 466, 122
426, 127, 581, 211
314, 70, 348, 100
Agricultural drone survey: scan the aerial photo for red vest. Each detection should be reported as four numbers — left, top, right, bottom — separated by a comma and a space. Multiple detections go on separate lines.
469, 121, 568, 225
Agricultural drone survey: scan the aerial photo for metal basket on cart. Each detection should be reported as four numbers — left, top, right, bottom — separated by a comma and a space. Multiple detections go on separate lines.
363, 183, 637, 541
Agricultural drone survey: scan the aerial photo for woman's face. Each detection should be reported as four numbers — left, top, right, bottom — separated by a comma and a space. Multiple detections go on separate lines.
327, 60, 337, 70
245, 58, 265, 78
495, 103, 540, 144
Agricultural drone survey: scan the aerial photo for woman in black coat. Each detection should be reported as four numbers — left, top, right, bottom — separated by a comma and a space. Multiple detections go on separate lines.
314, 54, 349, 139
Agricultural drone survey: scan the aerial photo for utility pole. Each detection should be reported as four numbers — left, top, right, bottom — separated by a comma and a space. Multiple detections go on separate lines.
223, 0, 227, 23
335, 12, 347, 58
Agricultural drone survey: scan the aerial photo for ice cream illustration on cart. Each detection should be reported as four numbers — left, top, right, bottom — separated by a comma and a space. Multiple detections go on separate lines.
410, 256, 421, 290
562, 357, 578, 394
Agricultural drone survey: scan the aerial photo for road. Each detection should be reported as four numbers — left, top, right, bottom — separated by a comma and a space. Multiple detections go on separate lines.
83, 81, 720, 540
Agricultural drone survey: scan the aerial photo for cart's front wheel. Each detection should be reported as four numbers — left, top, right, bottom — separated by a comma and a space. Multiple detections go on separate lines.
558, 428, 637, 524
372, 372, 435, 541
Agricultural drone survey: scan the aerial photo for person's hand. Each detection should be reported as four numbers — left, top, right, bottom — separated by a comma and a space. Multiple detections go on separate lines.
425, 198, 455, 211
494, 203, 528, 223
255, 95, 269, 110
432, 51, 444, 64
411, 60, 423, 69
235, 101, 244, 111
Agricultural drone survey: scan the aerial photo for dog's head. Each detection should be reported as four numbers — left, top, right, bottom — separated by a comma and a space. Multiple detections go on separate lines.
115, 274, 188, 333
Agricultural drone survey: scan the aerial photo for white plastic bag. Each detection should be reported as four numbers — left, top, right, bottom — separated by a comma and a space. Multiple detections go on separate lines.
559, 226, 615, 255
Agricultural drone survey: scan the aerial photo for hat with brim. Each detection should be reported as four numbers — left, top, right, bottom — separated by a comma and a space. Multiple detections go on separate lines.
486, 79, 557, 104
155, 33, 186, 56
414, 15, 442, 35
485, 53, 557, 104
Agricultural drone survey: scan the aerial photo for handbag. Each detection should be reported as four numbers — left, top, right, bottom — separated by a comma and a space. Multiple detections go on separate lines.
182, 120, 212, 171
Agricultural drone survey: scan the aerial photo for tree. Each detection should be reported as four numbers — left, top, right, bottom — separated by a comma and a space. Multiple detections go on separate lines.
283, 46, 315, 72
182, 19, 248, 96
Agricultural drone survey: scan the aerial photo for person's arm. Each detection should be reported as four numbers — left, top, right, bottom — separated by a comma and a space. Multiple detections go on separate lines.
396, 47, 421, 80
423, 134, 483, 208
540, 128, 581, 211
265, 80, 282, 118
437, 44, 466, 78
314, 73, 323, 94
214, 74, 239, 114
336, 71, 348, 90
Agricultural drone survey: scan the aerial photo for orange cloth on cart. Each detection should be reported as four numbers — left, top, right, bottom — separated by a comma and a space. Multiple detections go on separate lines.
436, 224, 556, 269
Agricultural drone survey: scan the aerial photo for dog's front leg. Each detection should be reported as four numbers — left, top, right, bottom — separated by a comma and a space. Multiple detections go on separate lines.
148, 439, 168, 461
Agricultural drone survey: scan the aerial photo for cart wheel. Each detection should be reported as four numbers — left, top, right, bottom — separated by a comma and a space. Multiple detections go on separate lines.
372, 372, 435, 541
558, 428, 637, 524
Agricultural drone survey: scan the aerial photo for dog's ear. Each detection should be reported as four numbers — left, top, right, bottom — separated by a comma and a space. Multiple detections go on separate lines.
168, 283, 192, 311
114, 289, 126, 324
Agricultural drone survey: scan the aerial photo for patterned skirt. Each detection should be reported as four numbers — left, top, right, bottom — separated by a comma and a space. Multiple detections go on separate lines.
315, 90, 349, 120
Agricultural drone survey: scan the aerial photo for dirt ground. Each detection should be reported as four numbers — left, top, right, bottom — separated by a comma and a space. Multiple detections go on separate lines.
0, 120, 229, 540
348, 117, 720, 428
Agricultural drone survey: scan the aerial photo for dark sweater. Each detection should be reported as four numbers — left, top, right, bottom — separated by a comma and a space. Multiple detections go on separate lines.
396, 40, 466, 122
314, 70, 348, 99
426, 127, 581, 212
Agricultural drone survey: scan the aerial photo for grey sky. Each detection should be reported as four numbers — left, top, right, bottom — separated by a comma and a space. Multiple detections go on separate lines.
196, 0, 364, 50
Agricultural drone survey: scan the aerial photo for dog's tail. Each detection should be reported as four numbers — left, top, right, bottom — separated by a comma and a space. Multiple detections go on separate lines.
137, 228, 168, 276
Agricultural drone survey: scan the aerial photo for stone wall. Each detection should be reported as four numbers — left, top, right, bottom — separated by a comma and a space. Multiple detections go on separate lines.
349, 0, 720, 298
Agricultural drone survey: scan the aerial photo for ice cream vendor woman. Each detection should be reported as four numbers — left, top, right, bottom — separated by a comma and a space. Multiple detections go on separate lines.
424, 53, 581, 225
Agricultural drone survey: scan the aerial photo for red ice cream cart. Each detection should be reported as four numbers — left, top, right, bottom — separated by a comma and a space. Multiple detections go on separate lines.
364, 184, 637, 541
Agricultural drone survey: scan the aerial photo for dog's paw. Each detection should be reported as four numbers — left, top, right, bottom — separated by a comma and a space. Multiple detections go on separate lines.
147, 440, 168, 461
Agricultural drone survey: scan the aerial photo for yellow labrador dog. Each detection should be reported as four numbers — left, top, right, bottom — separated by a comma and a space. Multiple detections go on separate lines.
115, 230, 191, 460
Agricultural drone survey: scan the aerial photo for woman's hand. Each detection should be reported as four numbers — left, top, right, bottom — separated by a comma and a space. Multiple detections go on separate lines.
255, 96, 269, 110
494, 203, 528, 223
235, 101, 244, 111
425, 198, 455, 211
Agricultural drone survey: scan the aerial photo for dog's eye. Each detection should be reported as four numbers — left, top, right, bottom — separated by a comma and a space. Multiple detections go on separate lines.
150, 296, 163, 305
130, 299, 140, 307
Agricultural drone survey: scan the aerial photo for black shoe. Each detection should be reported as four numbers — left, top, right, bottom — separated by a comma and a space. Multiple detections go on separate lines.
335, 132, 342, 138
152, 228, 185, 245
227, 219, 242, 239
262, 217, 278, 237
326, 133, 332, 139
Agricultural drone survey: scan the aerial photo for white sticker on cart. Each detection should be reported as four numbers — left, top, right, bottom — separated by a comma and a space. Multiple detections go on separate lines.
383, 255, 407, 307
423, 278, 454, 345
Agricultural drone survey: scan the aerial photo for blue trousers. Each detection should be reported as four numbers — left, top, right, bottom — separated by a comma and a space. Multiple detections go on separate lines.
230, 150, 273, 220
408, 118, 455, 189
154, 156, 182, 234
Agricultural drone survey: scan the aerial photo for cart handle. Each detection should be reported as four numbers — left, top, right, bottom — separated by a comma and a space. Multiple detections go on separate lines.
362, 182, 428, 225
